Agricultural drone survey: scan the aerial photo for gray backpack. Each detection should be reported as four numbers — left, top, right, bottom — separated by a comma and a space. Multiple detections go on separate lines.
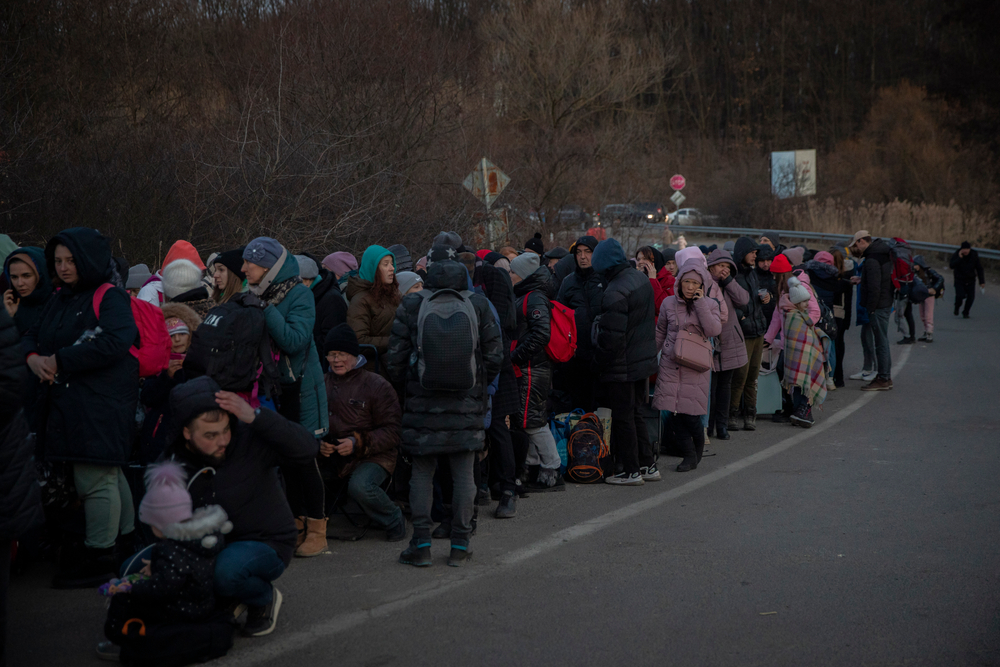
416, 288, 480, 391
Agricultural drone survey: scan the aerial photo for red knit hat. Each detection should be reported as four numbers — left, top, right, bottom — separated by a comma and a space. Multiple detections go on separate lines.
476, 249, 491, 260
769, 254, 793, 273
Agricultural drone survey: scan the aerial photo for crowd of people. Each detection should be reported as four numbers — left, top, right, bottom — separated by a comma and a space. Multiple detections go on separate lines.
0, 225, 987, 664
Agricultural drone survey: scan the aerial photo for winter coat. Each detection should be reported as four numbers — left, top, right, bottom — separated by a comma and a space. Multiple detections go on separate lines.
557, 264, 603, 365
764, 270, 821, 346
23, 228, 139, 465
859, 239, 895, 310
805, 260, 840, 308
473, 262, 519, 419
165, 408, 319, 566
917, 266, 945, 297
552, 253, 576, 292
385, 260, 503, 456
652, 264, 723, 416
734, 262, 768, 339
949, 249, 985, 284
128, 505, 229, 622
263, 253, 329, 438
0, 309, 44, 540
833, 269, 855, 330
592, 242, 658, 383
512, 267, 554, 430
167, 286, 214, 320
657, 266, 675, 298
706, 250, 749, 371
346, 276, 398, 371
324, 358, 401, 478
3, 247, 53, 336
309, 269, 348, 364
755, 266, 778, 325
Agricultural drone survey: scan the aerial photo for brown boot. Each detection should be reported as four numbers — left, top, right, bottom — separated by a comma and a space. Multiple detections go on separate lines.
295, 518, 328, 557
295, 517, 306, 548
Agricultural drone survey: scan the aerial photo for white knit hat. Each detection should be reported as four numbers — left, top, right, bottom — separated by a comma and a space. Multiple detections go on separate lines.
162, 259, 204, 299
787, 276, 811, 305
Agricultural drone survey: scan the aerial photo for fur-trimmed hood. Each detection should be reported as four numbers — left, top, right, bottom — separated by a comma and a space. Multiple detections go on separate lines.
161, 301, 202, 333
162, 504, 232, 553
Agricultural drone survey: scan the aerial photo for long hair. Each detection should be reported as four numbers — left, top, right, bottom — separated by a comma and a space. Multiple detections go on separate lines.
829, 248, 846, 276
215, 270, 244, 304
368, 273, 401, 308
775, 271, 790, 296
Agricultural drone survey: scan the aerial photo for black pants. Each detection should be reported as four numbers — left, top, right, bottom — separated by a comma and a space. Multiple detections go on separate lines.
277, 379, 325, 519
554, 357, 599, 413
487, 415, 517, 494
955, 280, 976, 316
708, 368, 735, 432
673, 413, 705, 463
510, 426, 529, 479
607, 379, 654, 475
901, 301, 915, 337
833, 318, 848, 386
1, 540, 8, 667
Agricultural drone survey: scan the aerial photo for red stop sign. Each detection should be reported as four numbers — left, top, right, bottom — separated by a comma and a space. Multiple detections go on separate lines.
670, 174, 686, 190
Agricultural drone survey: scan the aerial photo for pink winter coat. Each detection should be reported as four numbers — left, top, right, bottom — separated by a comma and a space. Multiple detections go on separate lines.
764, 269, 820, 346
652, 263, 723, 416
706, 249, 750, 371
674, 247, 728, 325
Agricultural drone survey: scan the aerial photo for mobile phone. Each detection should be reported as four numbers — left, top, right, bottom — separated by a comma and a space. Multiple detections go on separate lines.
170, 352, 186, 361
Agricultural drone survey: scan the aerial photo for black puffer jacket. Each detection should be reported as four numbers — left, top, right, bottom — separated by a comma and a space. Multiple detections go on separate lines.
557, 264, 604, 364
474, 261, 519, 419
859, 239, 894, 310
733, 237, 768, 339
512, 267, 554, 429
23, 228, 139, 465
309, 268, 348, 365
0, 308, 44, 540
385, 260, 503, 456
591, 241, 657, 383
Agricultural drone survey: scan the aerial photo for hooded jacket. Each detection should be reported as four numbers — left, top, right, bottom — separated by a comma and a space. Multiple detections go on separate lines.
859, 239, 894, 310
512, 266, 555, 429
949, 248, 985, 284
805, 259, 841, 308
4, 247, 53, 335
324, 358, 401, 478
732, 238, 768, 339
474, 261, 519, 419
652, 261, 723, 416
557, 256, 603, 365
23, 228, 139, 465
764, 270, 821, 346
592, 240, 658, 383
385, 260, 503, 456
259, 252, 329, 438
706, 250, 749, 371
309, 268, 349, 366
346, 246, 398, 372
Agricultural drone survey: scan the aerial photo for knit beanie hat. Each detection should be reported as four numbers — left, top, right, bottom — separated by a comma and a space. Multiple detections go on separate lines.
322, 251, 358, 277
387, 244, 413, 273
426, 244, 458, 267
162, 259, 204, 299
126, 263, 152, 290
524, 233, 544, 255
138, 461, 193, 532
769, 254, 793, 273
571, 235, 599, 255
960, 241, 971, 249
510, 252, 540, 280
814, 251, 836, 267
787, 276, 811, 305
756, 245, 775, 262
662, 247, 677, 262
433, 231, 463, 251
476, 249, 492, 261
161, 240, 206, 273
396, 271, 422, 295
295, 255, 319, 280
783, 246, 806, 268
213, 246, 247, 280
170, 375, 223, 430
165, 316, 190, 337
723, 241, 736, 253
324, 323, 360, 357
243, 237, 284, 269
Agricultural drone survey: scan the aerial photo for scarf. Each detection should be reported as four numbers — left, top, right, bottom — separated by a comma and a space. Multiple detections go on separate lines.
262, 275, 302, 306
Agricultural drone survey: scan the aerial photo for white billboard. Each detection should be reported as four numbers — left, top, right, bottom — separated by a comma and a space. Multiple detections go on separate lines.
771, 149, 816, 199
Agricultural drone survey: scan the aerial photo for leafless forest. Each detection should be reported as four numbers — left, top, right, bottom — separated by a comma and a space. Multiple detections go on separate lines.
2, 0, 998, 261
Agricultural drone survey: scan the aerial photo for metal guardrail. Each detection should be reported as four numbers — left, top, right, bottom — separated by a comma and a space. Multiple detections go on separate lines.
649, 223, 1000, 261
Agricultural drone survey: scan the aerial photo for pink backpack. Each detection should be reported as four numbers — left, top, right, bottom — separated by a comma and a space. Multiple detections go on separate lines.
93, 284, 172, 377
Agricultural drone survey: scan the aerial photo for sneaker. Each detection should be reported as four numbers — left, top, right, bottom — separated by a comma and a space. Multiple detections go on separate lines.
385, 520, 407, 543
849, 369, 876, 381
398, 543, 433, 567
790, 405, 814, 428
897, 337, 915, 345
604, 471, 645, 486
514, 478, 529, 498
525, 468, 566, 492
918, 333, 933, 343
826, 377, 837, 391
727, 415, 741, 431
242, 586, 282, 637
447, 546, 472, 567
861, 378, 893, 391
95, 640, 120, 662
742, 415, 756, 431
495, 491, 517, 519
640, 465, 662, 482
963, 313, 970, 319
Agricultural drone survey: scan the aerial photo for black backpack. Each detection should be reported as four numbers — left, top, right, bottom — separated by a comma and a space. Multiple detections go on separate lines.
183, 293, 280, 397
815, 299, 839, 339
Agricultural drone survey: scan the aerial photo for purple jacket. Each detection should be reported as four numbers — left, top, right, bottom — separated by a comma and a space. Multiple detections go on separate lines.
653, 262, 723, 416
706, 249, 750, 371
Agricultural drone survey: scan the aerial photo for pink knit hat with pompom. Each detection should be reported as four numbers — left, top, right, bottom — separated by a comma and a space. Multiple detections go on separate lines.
138, 460, 193, 531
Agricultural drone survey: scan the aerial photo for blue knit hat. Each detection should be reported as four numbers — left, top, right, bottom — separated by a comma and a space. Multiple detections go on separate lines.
243, 237, 284, 269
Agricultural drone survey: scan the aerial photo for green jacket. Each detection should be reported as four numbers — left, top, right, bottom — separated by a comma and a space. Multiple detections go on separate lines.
263, 253, 329, 438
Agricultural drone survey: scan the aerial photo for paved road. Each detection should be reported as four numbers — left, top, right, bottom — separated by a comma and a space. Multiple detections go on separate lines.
9, 292, 1000, 667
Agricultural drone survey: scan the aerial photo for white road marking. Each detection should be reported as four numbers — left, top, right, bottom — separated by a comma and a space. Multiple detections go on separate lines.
222, 346, 912, 665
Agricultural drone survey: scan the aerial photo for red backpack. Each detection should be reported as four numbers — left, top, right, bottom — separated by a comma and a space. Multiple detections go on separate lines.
521, 295, 577, 363
93, 284, 172, 377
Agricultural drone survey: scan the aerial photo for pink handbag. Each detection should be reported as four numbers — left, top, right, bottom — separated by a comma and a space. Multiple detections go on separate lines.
673, 300, 713, 372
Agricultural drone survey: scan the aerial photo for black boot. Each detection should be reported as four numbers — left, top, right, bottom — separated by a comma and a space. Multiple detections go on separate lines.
676, 457, 698, 472
715, 425, 731, 440
695, 439, 705, 464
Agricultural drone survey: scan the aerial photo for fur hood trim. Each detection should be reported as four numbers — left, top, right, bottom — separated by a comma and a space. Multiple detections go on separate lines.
162, 504, 232, 549
161, 301, 203, 332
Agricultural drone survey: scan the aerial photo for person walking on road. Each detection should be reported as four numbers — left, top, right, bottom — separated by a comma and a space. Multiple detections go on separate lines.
949, 241, 985, 319
849, 231, 894, 391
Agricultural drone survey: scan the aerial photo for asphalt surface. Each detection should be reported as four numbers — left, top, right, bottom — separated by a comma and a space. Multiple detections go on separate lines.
8, 290, 1000, 667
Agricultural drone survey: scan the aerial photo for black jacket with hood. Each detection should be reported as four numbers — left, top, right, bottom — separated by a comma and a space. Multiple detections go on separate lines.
949, 248, 985, 284
385, 260, 503, 456
591, 240, 658, 383
474, 260, 519, 419
557, 236, 603, 364
859, 238, 894, 310
309, 267, 348, 365
512, 266, 554, 429
732, 237, 768, 339
3, 246, 53, 336
23, 228, 139, 465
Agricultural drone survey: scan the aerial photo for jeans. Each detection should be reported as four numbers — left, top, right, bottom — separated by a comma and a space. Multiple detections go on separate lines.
920, 298, 935, 334
487, 415, 517, 494
214, 541, 286, 607
607, 379, 654, 475
730, 337, 764, 419
523, 425, 561, 470
73, 464, 135, 549
708, 368, 735, 431
410, 452, 476, 548
860, 322, 876, 372
871, 307, 892, 380
347, 462, 403, 530
955, 280, 976, 316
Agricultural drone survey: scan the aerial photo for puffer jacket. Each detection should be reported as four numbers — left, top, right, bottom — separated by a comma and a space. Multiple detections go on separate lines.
733, 238, 768, 339
859, 239, 894, 310
309, 268, 348, 366
591, 240, 658, 383
805, 260, 840, 308
23, 228, 139, 465
0, 308, 44, 540
512, 266, 554, 429
385, 260, 503, 456
764, 270, 821, 346
707, 250, 749, 371
324, 357, 401, 478
262, 252, 328, 438
346, 275, 398, 373
557, 264, 603, 365
755, 265, 778, 325
474, 261, 519, 419
3, 247, 53, 336
652, 262, 723, 416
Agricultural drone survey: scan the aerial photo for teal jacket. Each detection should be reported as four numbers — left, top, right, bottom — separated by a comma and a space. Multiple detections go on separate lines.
263, 253, 329, 439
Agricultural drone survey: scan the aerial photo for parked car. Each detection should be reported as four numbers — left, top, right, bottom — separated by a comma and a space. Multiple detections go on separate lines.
557, 204, 591, 229
598, 203, 641, 226
634, 202, 666, 223
668, 208, 704, 225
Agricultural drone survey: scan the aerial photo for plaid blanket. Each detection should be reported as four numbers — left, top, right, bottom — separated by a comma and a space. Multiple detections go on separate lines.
782, 308, 827, 406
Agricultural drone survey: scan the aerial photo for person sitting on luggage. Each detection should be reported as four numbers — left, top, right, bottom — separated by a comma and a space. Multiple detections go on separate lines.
321, 324, 405, 542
